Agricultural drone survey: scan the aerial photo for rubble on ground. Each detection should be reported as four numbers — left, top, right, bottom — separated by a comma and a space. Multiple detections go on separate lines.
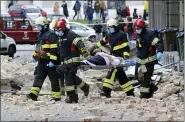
1, 55, 184, 121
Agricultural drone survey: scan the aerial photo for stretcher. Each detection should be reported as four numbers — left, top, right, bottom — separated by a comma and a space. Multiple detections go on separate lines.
79, 63, 135, 70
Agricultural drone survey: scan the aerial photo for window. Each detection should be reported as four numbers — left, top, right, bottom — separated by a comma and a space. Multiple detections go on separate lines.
70, 23, 86, 30
24, 8, 40, 13
9, 5, 21, 12
19, 21, 31, 29
4, 21, 15, 29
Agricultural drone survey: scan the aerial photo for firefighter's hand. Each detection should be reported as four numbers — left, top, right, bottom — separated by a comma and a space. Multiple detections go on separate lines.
89, 44, 98, 55
40, 51, 49, 59
56, 64, 68, 74
157, 52, 163, 61
125, 59, 136, 65
48, 61, 55, 68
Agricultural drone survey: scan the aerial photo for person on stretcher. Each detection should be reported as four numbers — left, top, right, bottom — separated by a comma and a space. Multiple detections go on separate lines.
82, 49, 136, 67
82, 51, 123, 67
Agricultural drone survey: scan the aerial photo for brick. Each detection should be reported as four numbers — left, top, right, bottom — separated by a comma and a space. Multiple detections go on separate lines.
155, 108, 168, 114
88, 108, 100, 116
80, 116, 101, 122
34, 101, 47, 106
148, 116, 157, 121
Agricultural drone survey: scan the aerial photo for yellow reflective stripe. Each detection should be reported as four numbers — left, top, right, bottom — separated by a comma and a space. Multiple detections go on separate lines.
124, 85, 134, 93
51, 92, 61, 98
140, 87, 149, 93
33, 52, 37, 56
121, 81, 132, 89
63, 57, 81, 64
50, 55, 57, 60
42, 44, 50, 48
78, 81, 85, 88
73, 37, 81, 45
30, 87, 40, 96
96, 42, 102, 47
138, 41, 142, 47
103, 82, 113, 89
136, 55, 157, 64
47, 53, 50, 56
113, 42, 128, 51
65, 85, 75, 91
50, 44, 57, 48
152, 37, 159, 46
80, 47, 87, 53
103, 69, 117, 89
83, 52, 89, 58
123, 52, 130, 57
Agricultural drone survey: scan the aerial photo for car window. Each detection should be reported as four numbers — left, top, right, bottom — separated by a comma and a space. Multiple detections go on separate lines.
3, 21, 16, 30
19, 21, 31, 29
70, 23, 86, 30
24, 8, 40, 13
9, 6, 21, 12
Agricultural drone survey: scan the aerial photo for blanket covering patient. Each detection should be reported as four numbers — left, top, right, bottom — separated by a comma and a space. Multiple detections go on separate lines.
82, 52, 124, 67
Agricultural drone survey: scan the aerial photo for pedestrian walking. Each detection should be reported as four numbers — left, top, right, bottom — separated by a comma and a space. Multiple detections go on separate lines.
86, 5, 94, 24
61, 0, 69, 19
73, 0, 81, 20
94, 0, 101, 20
93, 21, 102, 41
83, 0, 88, 20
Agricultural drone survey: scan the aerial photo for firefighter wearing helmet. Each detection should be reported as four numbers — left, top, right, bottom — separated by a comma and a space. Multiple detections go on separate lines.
134, 19, 163, 98
89, 18, 134, 98
27, 16, 61, 101
54, 18, 90, 103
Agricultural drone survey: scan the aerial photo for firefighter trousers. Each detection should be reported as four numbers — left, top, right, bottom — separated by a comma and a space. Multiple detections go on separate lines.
135, 63, 154, 94
58, 73, 65, 95
30, 62, 61, 99
64, 63, 88, 96
102, 68, 134, 95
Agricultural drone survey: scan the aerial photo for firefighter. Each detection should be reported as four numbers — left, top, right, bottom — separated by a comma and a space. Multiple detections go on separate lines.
54, 18, 90, 103
89, 18, 134, 98
134, 19, 163, 98
27, 17, 61, 101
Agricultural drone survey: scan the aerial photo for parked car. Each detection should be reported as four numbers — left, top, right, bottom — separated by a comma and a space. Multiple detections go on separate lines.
8, 4, 47, 21
0, 31, 16, 58
68, 22, 96, 42
47, 14, 68, 22
0, 15, 40, 44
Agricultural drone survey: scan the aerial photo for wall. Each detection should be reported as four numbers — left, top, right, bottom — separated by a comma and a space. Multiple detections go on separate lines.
149, 0, 183, 29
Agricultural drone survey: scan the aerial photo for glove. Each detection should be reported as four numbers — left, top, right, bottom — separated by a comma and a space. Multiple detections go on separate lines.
40, 51, 49, 59
56, 64, 68, 74
48, 61, 55, 67
157, 52, 163, 61
125, 59, 136, 65
89, 44, 98, 55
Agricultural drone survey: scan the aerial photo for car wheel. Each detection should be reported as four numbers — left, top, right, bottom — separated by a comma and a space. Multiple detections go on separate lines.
8, 45, 15, 58
89, 35, 96, 42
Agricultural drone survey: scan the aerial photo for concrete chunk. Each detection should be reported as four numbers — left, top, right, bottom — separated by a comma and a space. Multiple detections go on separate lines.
80, 116, 101, 122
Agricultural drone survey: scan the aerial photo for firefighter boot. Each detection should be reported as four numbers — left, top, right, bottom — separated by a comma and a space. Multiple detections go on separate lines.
100, 90, 111, 98
27, 93, 38, 101
140, 92, 152, 99
148, 83, 158, 98
126, 89, 135, 96
81, 83, 90, 96
65, 91, 78, 103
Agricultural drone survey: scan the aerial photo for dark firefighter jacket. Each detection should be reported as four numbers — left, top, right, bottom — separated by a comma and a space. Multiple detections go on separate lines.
33, 29, 59, 64
58, 29, 89, 63
136, 29, 163, 65
96, 30, 130, 58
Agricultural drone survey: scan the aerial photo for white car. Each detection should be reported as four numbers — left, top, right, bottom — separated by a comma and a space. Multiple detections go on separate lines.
50, 21, 96, 42
0, 31, 16, 58
68, 22, 96, 42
